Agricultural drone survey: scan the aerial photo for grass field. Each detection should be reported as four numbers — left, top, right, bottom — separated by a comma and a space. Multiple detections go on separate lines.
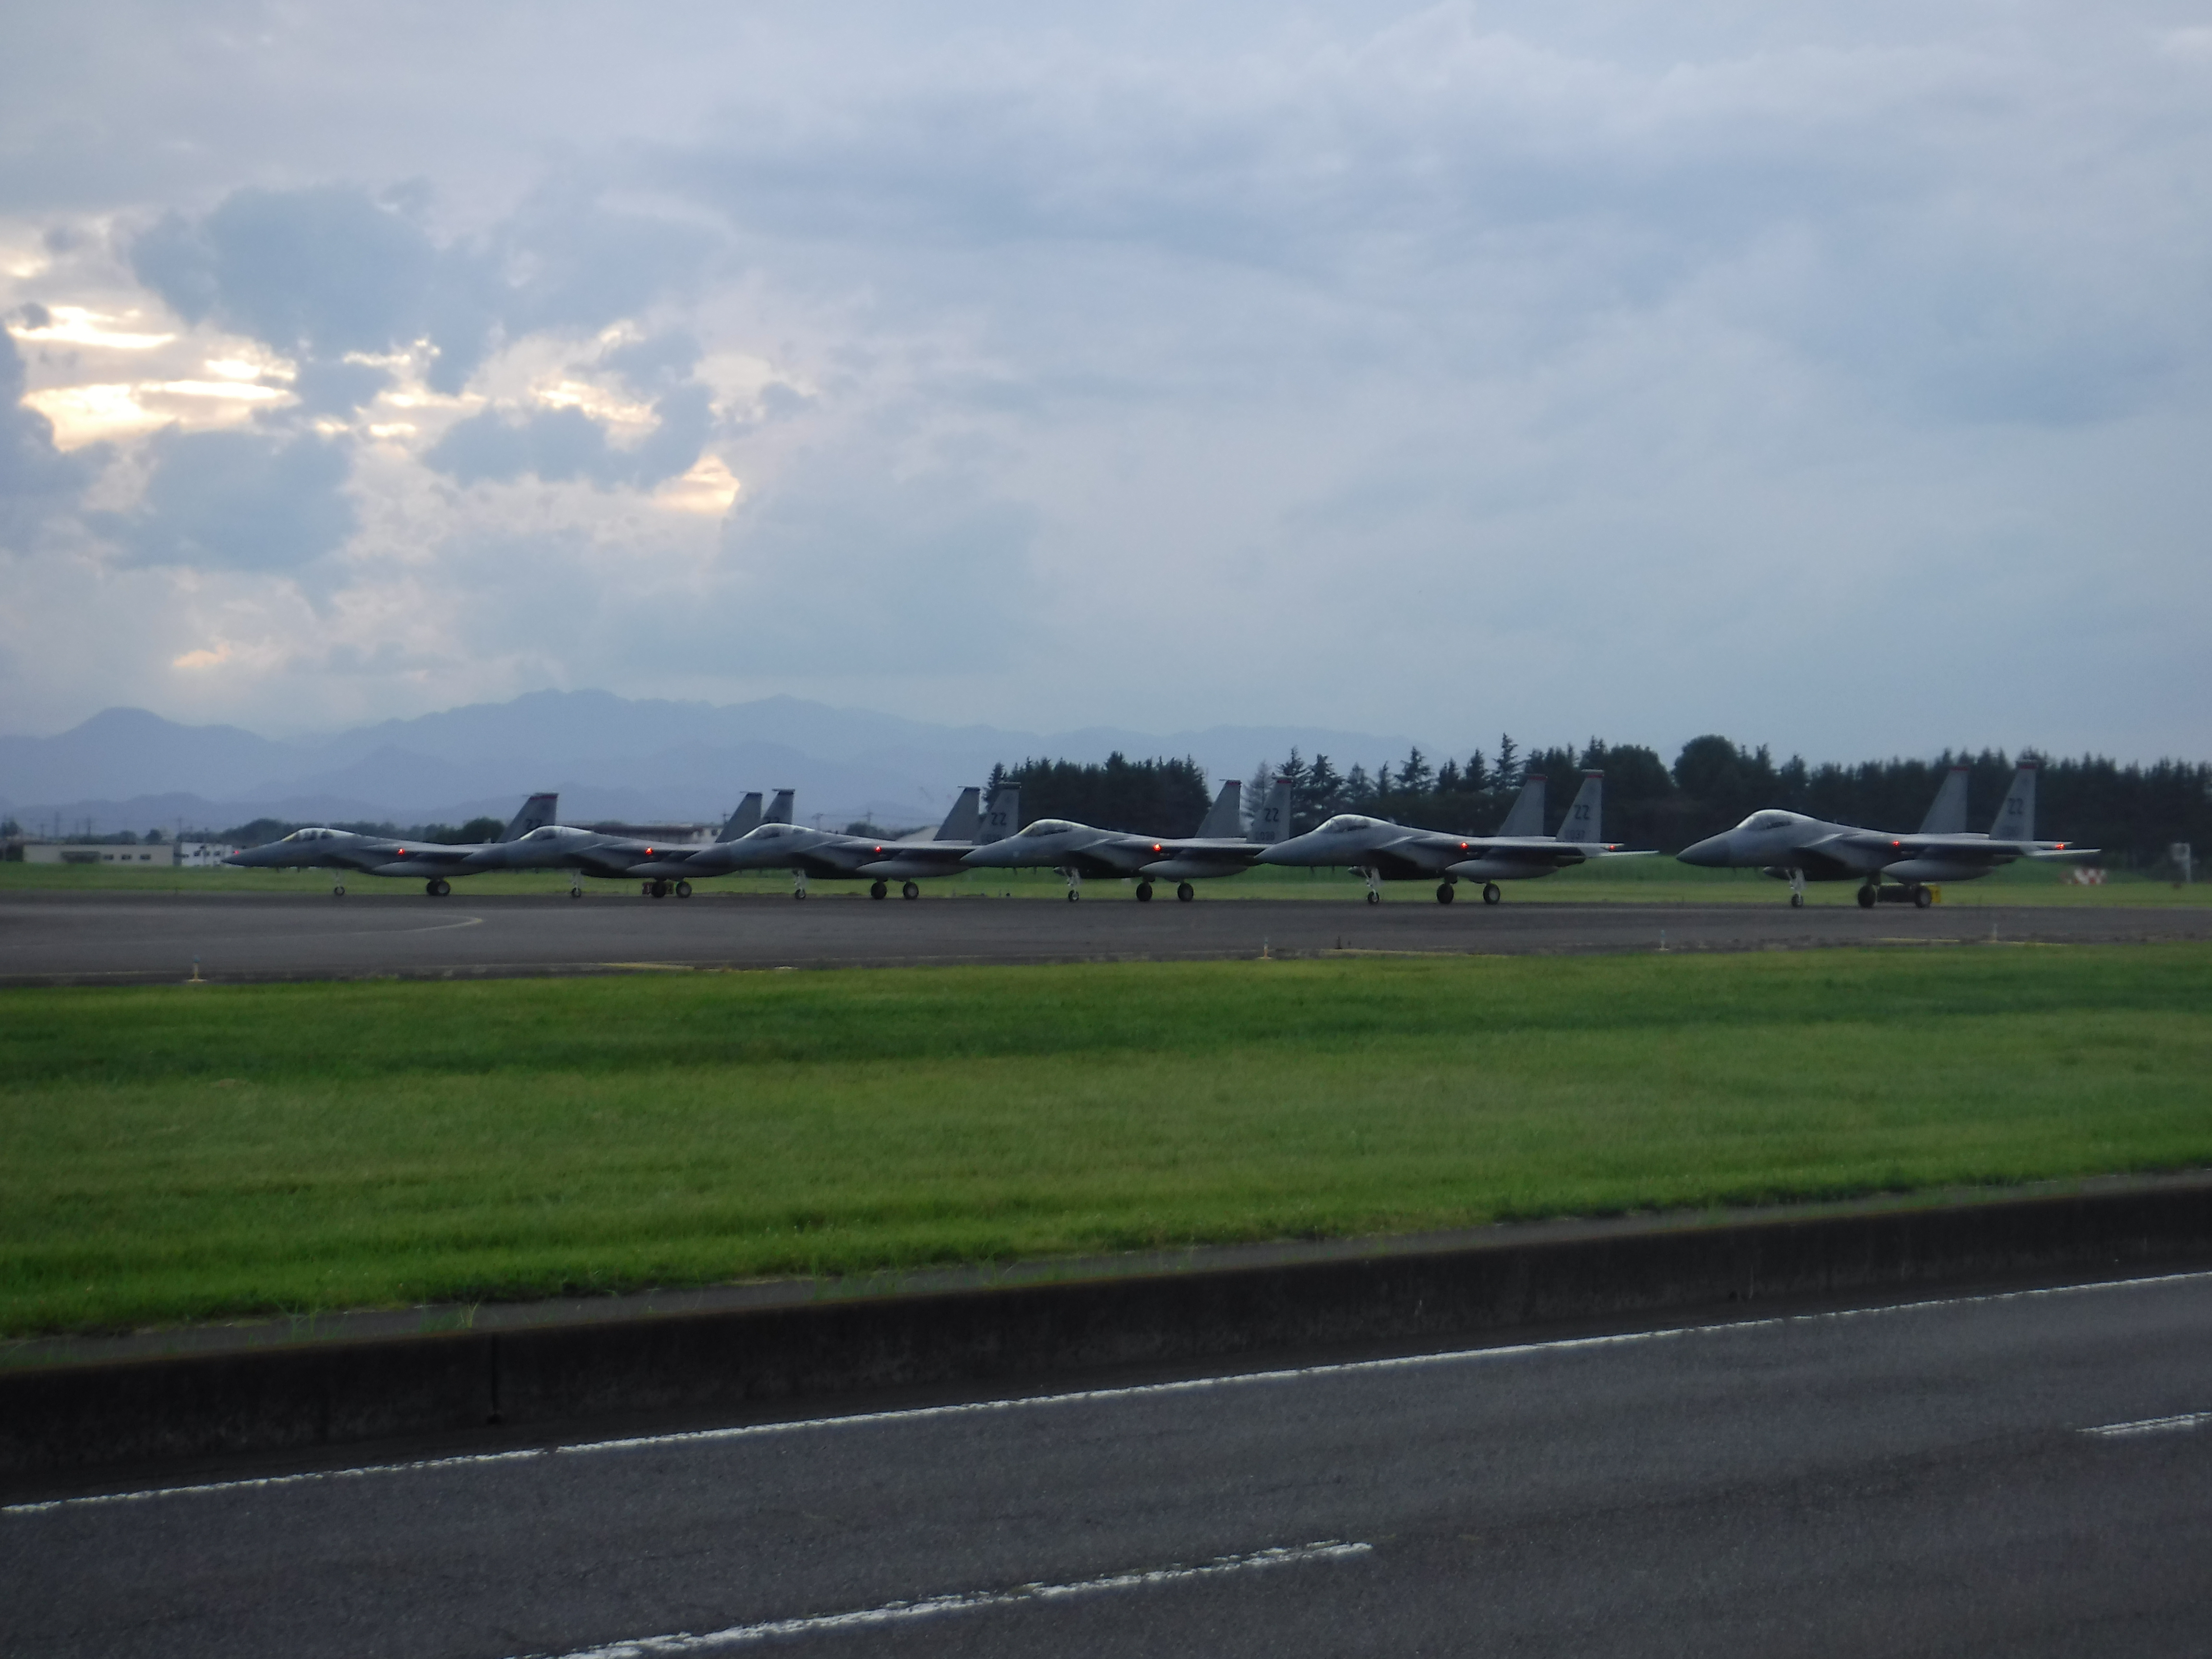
3, 944, 2209, 1339
3, 854, 2203, 905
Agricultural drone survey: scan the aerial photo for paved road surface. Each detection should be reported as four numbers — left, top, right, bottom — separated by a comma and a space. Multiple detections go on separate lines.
8, 1271, 2212, 1656
2, 892, 2207, 984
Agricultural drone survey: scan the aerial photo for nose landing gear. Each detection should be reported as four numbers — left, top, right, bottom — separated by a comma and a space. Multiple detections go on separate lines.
1360, 867, 1382, 905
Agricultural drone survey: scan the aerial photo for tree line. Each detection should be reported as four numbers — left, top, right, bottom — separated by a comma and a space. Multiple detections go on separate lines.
992, 737, 2209, 869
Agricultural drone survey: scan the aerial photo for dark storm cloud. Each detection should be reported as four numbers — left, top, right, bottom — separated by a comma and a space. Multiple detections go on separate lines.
424, 382, 712, 491
100, 427, 356, 570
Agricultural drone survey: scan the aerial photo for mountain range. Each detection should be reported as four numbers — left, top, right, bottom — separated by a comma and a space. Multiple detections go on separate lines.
0, 691, 1423, 835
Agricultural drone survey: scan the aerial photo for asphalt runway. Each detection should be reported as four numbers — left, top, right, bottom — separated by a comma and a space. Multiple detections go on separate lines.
2, 891, 2209, 985
8, 1271, 2212, 1657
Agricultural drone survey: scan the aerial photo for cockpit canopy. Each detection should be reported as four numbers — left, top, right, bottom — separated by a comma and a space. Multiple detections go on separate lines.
1739, 811, 1800, 832
279, 827, 341, 842
1019, 819, 1082, 837
1314, 814, 1380, 834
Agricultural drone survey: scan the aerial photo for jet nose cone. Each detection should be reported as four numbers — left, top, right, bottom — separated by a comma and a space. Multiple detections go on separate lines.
1676, 834, 1731, 868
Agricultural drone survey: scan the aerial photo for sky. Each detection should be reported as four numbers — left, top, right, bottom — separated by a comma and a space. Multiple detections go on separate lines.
2, 0, 2208, 763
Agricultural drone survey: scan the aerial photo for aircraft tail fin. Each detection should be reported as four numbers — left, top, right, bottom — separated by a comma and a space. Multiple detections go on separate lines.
936, 786, 982, 842
1195, 780, 1243, 839
1496, 774, 1547, 838
500, 792, 559, 841
1557, 771, 1603, 842
980, 785, 1020, 843
1989, 762, 2036, 842
1250, 776, 1293, 844
718, 792, 764, 842
1918, 766, 1971, 835
765, 789, 795, 827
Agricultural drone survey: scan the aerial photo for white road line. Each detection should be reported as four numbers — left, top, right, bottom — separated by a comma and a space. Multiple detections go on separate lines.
504, 1540, 1372, 1658
10, 1268, 2209, 1518
2081, 1411, 2212, 1439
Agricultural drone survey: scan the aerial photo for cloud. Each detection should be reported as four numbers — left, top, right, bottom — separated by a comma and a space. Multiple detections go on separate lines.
99, 426, 356, 570
424, 381, 712, 490
0, 328, 101, 539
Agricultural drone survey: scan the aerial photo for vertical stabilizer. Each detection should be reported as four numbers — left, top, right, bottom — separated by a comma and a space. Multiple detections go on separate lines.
1989, 763, 2036, 842
765, 789, 795, 827
1557, 772, 1604, 843
1250, 777, 1293, 844
1195, 780, 1243, 839
718, 793, 764, 842
980, 785, 1020, 843
1496, 774, 1548, 838
935, 786, 982, 843
501, 793, 559, 841
1918, 767, 1971, 835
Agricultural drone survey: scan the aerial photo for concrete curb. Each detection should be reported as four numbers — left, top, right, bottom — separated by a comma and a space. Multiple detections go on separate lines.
7, 1182, 2212, 1481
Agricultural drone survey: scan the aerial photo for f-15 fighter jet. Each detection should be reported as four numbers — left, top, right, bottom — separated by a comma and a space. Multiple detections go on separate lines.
484, 790, 789, 897
1674, 761, 2093, 907
1252, 771, 1639, 904
221, 793, 560, 896
958, 777, 1294, 901
684, 786, 1010, 899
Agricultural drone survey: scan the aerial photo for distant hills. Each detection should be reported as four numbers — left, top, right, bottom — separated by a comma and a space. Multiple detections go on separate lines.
0, 691, 1418, 835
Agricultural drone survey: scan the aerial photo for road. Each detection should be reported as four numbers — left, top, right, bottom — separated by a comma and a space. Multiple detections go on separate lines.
7, 1271, 2211, 1656
2, 891, 2207, 984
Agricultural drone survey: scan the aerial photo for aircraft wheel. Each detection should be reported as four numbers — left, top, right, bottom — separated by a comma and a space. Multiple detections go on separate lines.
650, 880, 667, 899
1913, 886, 1933, 910
902, 881, 920, 900
1365, 890, 1380, 905
870, 880, 888, 900
1857, 886, 1876, 910
332, 884, 345, 897
1177, 882, 1195, 902
1790, 892, 1804, 908
1436, 882, 1454, 904
793, 888, 806, 900
640, 882, 652, 897
1136, 882, 1153, 902
1067, 889, 1080, 902
570, 887, 583, 900
1483, 883, 1501, 905
432, 878, 451, 898
675, 880, 692, 899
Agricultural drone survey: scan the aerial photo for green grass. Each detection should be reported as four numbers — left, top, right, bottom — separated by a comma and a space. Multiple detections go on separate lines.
3, 855, 2202, 904
3, 945, 2209, 1339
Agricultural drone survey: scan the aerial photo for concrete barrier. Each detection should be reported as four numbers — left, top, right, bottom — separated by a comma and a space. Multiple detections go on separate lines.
8, 1180, 2212, 1483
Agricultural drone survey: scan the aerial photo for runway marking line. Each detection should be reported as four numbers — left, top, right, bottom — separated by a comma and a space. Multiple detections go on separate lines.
2081, 1410, 2212, 1439
9, 1268, 2210, 1519
502, 1539, 1371, 1657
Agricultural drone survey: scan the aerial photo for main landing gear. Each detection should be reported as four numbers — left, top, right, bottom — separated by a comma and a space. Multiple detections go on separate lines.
903, 881, 920, 901
641, 878, 693, 899
1859, 880, 1934, 910
1177, 882, 1195, 902
1483, 883, 1502, 906
871, 880, 888, 900
1136, 881, 1154, 902
424, 877, 450, 898
1436, 881, 1455, 904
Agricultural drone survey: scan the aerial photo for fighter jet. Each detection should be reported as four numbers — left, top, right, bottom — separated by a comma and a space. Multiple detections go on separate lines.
221, 793, 560, 896
1674, 761, 2093, 907
684, 786, 1010, 898
1253, 771, 1640, 904
483, 790, 787, 898
958, 777, 1293, 901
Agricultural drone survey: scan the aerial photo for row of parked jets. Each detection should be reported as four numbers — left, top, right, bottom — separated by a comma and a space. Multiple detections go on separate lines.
224, 761, 2089, 907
